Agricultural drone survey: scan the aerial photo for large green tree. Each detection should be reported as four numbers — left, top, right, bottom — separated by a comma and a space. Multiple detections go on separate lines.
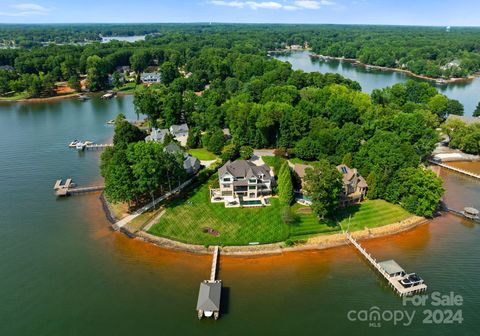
304, 160, 343, 218
385, 168, 444, 217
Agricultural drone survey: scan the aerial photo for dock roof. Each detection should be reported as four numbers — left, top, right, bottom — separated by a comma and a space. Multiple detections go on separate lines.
379, 260, 405, 276
196, 281, 221, 312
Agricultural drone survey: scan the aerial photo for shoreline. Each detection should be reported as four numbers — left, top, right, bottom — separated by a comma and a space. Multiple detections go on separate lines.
0, 91, 134, 104
309, 53, 476, 84
115, 207, 428, 256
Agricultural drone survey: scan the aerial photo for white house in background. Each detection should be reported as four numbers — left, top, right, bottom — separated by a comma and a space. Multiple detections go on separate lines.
140, 72, 161, 84
210, 160, 273, 208
163, 142, 201, 175
169, 123, 189, 146
145, 128, 170, 143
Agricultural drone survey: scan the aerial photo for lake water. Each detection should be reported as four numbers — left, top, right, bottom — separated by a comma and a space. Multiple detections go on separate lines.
101, 35, 146, 43
1, 97, 479, 335
274, 51, 480, 116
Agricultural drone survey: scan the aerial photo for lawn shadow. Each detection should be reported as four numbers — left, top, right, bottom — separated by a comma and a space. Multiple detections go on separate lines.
333, 203, 362, 229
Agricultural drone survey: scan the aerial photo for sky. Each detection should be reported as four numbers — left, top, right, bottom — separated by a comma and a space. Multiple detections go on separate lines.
0, 0, 479, 26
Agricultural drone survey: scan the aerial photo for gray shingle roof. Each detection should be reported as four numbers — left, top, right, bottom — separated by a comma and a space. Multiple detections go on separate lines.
219, 160, 271, 179
145, 128, 169, 143
164, 142, 181, 154
183, 155, 200, 172
170, 123, 189, 135
196, 282, 221, 312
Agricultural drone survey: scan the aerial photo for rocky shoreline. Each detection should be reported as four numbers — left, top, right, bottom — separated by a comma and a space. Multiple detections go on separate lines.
117, 213, 428, 257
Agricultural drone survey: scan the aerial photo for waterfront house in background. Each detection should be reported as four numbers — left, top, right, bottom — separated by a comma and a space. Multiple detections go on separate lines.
163, 142, 201, 175
140, 72, 161, 84
170, 123, 189, 146
145, 128, 170, 143
211, 160, 273, 207
336, 164, 368, 206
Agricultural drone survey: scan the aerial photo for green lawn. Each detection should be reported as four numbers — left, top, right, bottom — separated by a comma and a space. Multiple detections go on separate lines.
335, 199, 411, 232
289, 203, 340, 240
114, 82, 136, 93
288, 157, 319, 165
148, 178, 289, 245
0, 92, 29, 101
148, 177, 413, 246
188, 148, 218, 161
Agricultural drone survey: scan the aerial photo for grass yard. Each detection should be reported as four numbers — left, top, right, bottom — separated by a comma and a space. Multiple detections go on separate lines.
288, 157, 319, 166
188, 148, 218, 161
148, 178, 289, 245
335, 199, 411, 232
289, 203, 340, 240
114, 82, 137, 93
0, 92, 29, 101
148, 176, 413, 246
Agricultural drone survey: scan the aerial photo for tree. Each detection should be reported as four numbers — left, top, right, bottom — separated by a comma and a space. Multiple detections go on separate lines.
186, 128, 201, 149
68, 74, 81, 92
112, 71, 123, 89
462, 130, 480, 155
133, 85, 162, 124
221, 143, 238, 162
474, 101, 480, 117
445, 99, 464, 116
130, 50, 151, 73
205, 128, 225, 155
304, 160, 343, 218
113, 114, 146, 150
278, 161, 294, 206
102, 149, 138, 209
239, 146, 253, 160
385, 168, 444, 217
86, 55, 108, 91
160, 61, 180, 85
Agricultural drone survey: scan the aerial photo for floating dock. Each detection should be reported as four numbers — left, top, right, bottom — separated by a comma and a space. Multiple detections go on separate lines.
69, 141, 113, 151
53, 179, 104, 197
197, 246, 222, 320
346, 233, 427, 296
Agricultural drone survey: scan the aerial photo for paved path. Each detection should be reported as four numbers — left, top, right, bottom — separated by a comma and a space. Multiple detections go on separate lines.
200, 160, 217, 168
253, 149, 275, 157
113, 179, 192, 230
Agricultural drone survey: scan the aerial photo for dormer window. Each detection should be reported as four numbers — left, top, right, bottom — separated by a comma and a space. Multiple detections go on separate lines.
223, 177, 231, 182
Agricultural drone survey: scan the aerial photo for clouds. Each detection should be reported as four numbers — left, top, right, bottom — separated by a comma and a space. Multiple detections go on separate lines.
209, 0, 335, 10
0, 3, 51, 16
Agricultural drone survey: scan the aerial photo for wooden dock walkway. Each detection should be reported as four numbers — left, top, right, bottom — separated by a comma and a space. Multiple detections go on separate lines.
210, 246, 219, 281
428, 159, 480, 180
53, 178, 104, 197
85, 144, 113, 150
346, 233, 427, 296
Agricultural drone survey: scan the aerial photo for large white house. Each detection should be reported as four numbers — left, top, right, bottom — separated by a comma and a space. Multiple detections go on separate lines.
211, 160, 273, 207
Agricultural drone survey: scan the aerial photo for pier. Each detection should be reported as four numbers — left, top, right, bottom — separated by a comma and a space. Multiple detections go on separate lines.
68, 142, 113, 151
428, 159, 480, 180
196, 246, 222, 320
346, 233, 427, 296
53, 179, 104, 197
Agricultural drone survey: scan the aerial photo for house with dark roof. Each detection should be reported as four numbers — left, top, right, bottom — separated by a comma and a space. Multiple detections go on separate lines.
145, 128, 170, 143
336, 164, 368, 206
211, 160, 273, 207
169, 123, 189, 146
163, 142, 201, 175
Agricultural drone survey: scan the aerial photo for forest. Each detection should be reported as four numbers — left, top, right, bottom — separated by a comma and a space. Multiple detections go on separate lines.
1, 24, 480, 93
0, 23, 452, 217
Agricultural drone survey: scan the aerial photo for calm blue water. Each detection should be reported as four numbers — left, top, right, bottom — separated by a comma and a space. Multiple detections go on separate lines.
274, 51, 480, 116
